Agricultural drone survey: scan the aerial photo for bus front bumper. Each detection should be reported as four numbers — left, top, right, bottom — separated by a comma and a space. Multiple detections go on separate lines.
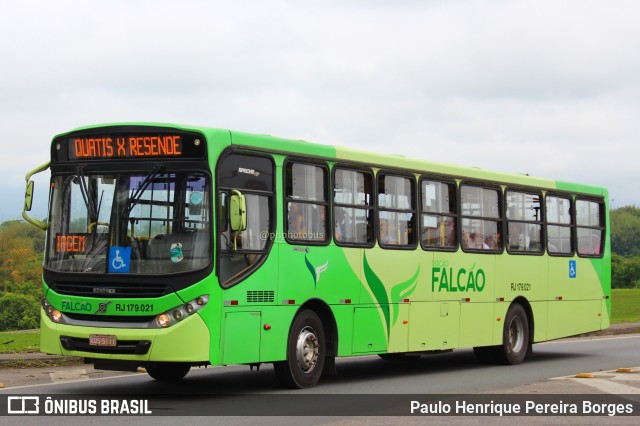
40, 310, 211, 363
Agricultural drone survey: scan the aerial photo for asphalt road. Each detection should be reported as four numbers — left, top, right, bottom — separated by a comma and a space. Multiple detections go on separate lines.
1, 334, 640, 425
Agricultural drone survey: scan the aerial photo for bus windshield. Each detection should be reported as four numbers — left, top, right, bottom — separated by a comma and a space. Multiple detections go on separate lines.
46, 171, 211, 274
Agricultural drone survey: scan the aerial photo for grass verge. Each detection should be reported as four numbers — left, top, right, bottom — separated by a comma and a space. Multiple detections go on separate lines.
0, 357, 83, 369
611, 288, 640, 324
0, 329, 39, 353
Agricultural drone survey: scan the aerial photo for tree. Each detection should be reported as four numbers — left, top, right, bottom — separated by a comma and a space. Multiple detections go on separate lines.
0, 220, 45, 296
611, 206, 640, 257
0, 293, 40, 331
611, 253, 640, 289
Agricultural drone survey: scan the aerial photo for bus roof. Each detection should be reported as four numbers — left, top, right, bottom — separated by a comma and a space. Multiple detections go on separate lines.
56, 122, 607, 198
227, 129, 607, 198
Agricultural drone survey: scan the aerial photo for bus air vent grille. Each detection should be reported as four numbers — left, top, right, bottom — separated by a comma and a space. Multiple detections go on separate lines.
53, 282, 170, 298
247, 290, 275, 303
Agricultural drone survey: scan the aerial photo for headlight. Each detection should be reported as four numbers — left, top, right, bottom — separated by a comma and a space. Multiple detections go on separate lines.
41, 298, 66, 324
51, 310, 63, 323
153, 295, 209, 329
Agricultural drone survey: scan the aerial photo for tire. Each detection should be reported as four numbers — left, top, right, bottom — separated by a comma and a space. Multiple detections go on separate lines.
495, 304, 530, 365
146, 362, 191, 381
274, 310, 326, 388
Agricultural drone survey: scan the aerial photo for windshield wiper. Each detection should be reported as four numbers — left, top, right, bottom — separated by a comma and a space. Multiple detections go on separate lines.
75, 167, 98, 223
124, 165, 164, 216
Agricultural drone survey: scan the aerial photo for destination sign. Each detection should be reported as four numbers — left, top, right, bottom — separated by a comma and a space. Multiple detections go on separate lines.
53, 128, 207, 162
55, 234, 88, 254
72, 135, 182, 159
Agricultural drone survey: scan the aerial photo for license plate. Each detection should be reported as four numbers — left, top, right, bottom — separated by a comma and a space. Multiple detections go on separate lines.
89, 334, 117, 347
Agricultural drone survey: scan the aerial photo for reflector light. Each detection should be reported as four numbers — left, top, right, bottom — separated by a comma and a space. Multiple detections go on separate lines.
156, 314, 171, 328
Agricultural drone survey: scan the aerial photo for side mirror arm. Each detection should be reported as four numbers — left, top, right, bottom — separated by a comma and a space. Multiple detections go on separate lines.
22, 161, 50, 230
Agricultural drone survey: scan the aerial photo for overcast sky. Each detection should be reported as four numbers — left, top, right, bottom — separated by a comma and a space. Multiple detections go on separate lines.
1, 0, 638, 221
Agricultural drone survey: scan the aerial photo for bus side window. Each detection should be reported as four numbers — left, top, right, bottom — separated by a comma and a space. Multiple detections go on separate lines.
576, 199, 604, 257
546, 195, 573, 255
285, 161, 329, 244
377, 173, 416, 249
420, 179, 457, 250
333, 167, 374, 246
460, 184, 502, 252
506, 190, 542, 254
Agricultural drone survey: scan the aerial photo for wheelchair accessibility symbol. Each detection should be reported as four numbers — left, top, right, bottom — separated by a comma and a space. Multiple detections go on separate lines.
109, 246, 131, 273
569, 260, 577, 279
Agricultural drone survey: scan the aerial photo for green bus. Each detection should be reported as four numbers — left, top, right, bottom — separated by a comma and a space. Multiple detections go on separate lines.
23, 123, 610, 388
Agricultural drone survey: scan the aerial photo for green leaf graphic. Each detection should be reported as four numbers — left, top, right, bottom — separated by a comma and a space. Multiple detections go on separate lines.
390, 266, 420, 326
363, 252, 390, 338
305, 253, 316, 287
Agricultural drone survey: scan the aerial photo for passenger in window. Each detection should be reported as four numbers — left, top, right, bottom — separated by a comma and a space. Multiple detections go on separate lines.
509, 223, 529, 250
379, 219, 395, 244
469, 232, 489, 249
484, 234, 497, 250
288, 203, 305, 239
462, 231, 471, 249
448, 220, 457, 247
314, 207, 327, 240
403, 224, 411, 245
469, 232, 478, 248
334, 209, 343, 242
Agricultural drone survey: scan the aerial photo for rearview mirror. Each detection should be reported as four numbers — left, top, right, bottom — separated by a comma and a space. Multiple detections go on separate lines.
24, 180, 34, 212
229, 190, 247, 232
22, 161, 50, 230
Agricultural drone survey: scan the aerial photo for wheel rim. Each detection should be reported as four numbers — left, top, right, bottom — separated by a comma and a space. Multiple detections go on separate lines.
295, 326, 320, 373
508, 316, 525, 353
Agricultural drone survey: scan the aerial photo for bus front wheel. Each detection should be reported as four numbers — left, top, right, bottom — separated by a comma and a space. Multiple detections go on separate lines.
274, 310, 326, 389
146, 362, 191, 381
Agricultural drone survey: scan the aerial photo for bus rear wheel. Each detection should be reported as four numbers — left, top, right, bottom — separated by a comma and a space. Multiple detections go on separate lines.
274, 310, 326, 389
495, 304, 529, 365
146, 362, 191, 381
